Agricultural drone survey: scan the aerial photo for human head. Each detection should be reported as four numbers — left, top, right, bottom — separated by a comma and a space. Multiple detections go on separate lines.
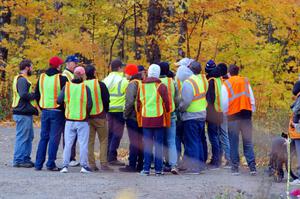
148, 64, 160, 78
188, 61, 201, 75
65, 55, 79, 72
205, 59, 216, 74
124, 64, 138, 80
19, 59, 33, 76
138, 65, 146, 80
158, 62, 170, 76
111, 59, 125, 72
49, 56, 64, 71
175, 58, 194, 68
229, 64, 240, 76
217, 63, 228, 77
85, 65, 96, 80
74, 66, 86, 81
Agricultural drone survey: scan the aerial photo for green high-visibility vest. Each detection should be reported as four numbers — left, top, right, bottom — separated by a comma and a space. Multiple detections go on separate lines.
160, 77, 175, 112
62, 69, 74, 82
12, 74, 37, 108
139, 82, 163, 117
208, 77, 223, 112
185, 74, 207, 113
84, 79, 104, 116
64, 82, 87, 120
38, 73, 61, 109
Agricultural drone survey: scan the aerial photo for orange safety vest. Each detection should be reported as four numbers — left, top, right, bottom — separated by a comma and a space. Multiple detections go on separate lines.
223, 76, 252, 116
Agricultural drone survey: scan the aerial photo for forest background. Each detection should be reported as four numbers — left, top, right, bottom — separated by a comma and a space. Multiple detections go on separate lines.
0, 0, 300, 142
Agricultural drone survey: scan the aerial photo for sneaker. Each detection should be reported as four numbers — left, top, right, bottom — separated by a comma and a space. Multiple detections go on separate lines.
80, 166, 92, 173
231, 167, 240, 176
207, 163, 220, 170
27, 161, 35, 167
69, 160, 80, 167
60, 167, 68, 173
250, 168, 257, 176
108, 160, 125, 166
14, 163, 34, 168
223, 161, 231, 169
171, 167, 179, 175
140, 170, 150, 176
47, 167, 61, 172
290, 179, 300, 185
100, 165, 114, 172
163, 166, 171, 172
155, 171, 164, 176
119, 166, 137, 173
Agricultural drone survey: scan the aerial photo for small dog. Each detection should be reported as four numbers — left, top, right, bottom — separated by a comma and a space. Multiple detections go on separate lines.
268, 132, 298, 182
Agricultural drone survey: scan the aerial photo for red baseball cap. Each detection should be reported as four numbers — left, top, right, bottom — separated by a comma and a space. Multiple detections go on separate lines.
49, 56, 64, 68
124, 64, 138, 76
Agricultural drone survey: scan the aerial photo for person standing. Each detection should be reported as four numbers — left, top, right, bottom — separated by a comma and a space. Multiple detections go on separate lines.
222, 64, 256, 176
103, 59, 128, 165
58, 67, 93, 173
159, 62, 179, 174
12, 59, 38, 168
84, 65, 112, 172
120, 64, 144, 172
137, 64, 170, 176
178, 61, 208, 174
34, 56, 67, 171
62, 55, 80, 167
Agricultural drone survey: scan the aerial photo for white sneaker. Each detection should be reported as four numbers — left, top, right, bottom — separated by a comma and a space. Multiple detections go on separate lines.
80, 167, 92, 174
60, 167, 68, 173
291, 179, 300, 185
69, 160, 80, 167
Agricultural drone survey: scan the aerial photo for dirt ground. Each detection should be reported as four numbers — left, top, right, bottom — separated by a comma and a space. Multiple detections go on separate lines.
0, 126, 290, 199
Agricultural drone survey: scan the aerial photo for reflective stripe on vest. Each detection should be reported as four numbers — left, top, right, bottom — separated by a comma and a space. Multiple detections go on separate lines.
128, 79, 141, 113
39, 73, 61, 109
64, 82, 87, 120
139, 82, 163, 117
185, 75, 207, 113
224, 76, 252, 115
176, 78, 182, 93
208, 77, 223, 112
12, 74, 37, 108
160, 77, 175, 112
109, 77, 128, 112
62, 70, 74, 81
84, 79, 104, 116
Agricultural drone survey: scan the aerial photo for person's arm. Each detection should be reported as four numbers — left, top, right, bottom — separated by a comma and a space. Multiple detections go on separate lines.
17, 77, 36, 101
178, 82, 194, 112
221, 85, 228, 114
248, 84, 256, 112
124, 82, 138, 119
57, 86, 65, 105
35, 78, 41, 104
86, 87, 93, 115
158, 84, 170, 113
99, 81, 110, 113
173, 80, 179, 108
60, 75, 68, 89
206, 79, 215, 104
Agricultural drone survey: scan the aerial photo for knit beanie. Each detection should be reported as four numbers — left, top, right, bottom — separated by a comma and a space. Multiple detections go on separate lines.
49, 56, 64, 68
138, 65, 145, 72
158, 62, 170, 76
124, 64, 138, 76
148, 64, 161, 78
217, 63, 228, 77
293, 80, 300, 96
205, 59, 216, 73
189, 61, 201, 75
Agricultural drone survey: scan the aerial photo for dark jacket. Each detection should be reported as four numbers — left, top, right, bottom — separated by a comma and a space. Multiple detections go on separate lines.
57, 79, 93, 122
136, 77, 170, 128
86, 77, 110, 119
124, 73, 143, 120
35, 68, 68, 111
12, 76, 38, 116
206, 68, 223, 125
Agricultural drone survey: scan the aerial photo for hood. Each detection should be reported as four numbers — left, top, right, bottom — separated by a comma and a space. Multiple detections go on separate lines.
176, 65, 193, 82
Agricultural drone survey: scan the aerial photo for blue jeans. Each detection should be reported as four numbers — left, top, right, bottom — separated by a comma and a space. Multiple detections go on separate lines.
228, 119, 256, 170
207, 122, 221, 165
126, 119, 143, 170
107, 112, 125, 162
13, 115, 34, 165
219, 115, 230, 162
176, 120, 184, 160
35, 110, 64, 169
143, 128, 164, 172
183, 120, 205, 171
164, 117, 177, 167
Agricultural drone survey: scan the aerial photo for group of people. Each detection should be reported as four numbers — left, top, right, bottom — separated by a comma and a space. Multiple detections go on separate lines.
11, 55, 257, 176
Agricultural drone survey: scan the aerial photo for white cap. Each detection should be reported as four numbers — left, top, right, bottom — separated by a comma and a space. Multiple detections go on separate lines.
148, 64, 161, 78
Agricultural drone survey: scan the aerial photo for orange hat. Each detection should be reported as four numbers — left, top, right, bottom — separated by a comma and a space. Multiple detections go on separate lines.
124, 64, 138, 76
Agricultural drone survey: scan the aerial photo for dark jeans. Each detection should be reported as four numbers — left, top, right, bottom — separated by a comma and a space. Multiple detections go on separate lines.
183, 120, 206, 171
107, 112, 125, 162
35, 110, 64, 169
228, 119, 256, 170
126, 119, 143, 170
143, 128, 164, 172
201, 127, 208, 163
207, 122, 221, 165
176, 121, 184, 160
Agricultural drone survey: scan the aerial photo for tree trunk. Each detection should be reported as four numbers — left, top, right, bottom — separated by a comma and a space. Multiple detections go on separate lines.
178, 0, 187, 58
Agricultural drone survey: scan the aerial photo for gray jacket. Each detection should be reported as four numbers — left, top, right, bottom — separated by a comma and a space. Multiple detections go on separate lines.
123, 79, 139, 121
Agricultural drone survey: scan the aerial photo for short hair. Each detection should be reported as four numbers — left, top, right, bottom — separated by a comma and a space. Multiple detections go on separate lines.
19, 59, 32, 71
229, 64, 239, 76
